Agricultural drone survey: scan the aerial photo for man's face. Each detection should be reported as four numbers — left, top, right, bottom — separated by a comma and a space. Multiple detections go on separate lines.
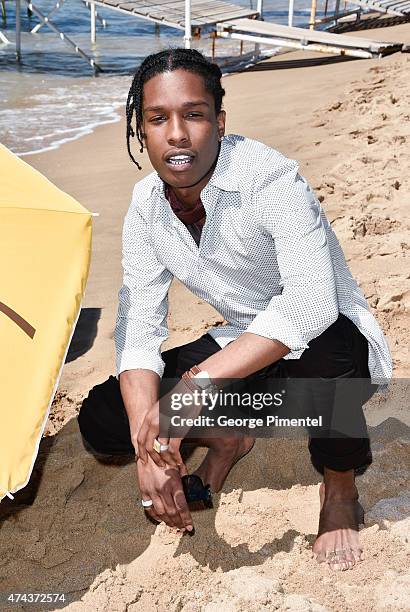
141, 69, 226, 189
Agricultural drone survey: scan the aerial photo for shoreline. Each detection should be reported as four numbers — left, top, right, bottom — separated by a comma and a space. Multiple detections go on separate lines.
10, 46, 282, 159
18, 112, 123, 158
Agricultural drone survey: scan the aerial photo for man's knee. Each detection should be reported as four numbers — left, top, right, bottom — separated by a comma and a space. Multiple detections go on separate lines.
79, 431, 110, 458
77, 376, 134, 457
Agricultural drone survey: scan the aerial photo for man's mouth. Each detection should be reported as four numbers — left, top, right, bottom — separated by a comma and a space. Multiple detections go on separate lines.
165, 152, 195, 170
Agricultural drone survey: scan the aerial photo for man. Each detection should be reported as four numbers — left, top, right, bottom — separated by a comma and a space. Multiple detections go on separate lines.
78, 48, 392, 571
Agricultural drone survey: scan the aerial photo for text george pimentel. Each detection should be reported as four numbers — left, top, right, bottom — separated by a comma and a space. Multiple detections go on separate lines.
170, 415, 323, 429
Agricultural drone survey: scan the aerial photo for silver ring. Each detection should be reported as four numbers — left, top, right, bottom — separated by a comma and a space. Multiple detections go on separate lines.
141, 499, 153, 508
153, 438, 169, 453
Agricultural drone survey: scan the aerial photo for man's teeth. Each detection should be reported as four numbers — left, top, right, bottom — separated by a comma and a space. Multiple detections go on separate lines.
168, 155, 192, 165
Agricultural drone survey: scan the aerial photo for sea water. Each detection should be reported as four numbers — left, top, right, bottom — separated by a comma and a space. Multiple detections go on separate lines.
0, 0, 340, 155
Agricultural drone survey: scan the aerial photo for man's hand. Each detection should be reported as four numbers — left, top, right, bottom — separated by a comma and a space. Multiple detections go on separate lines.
136, 455, 194, 532
136, 399, 185, 468
136, 378, 205, 468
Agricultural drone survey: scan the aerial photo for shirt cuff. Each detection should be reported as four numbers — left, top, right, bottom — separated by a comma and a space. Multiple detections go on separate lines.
245, 310, 310, 359
116, 349, 165, 379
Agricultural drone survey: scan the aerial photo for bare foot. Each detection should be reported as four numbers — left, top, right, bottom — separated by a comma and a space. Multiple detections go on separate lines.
194, 436, 255, 493
313, 468, 364, 571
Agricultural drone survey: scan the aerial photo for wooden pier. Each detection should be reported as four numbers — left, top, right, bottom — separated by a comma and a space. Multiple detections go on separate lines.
91, 0, 258, 32
349, 0, 410, 17
7, 0, 407, 72
216, 17, 404, 59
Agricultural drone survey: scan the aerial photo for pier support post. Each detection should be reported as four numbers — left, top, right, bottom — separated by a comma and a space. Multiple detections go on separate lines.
288, 0, 294, 26
211, 30, 216, 60
334, 0, 341, 24
90, 1, 96, 43
184, 0, 191, 49
16, 0, 21, 60
254, 0, 264, 56
309, 0, 317, 30
2, 0, 7, 25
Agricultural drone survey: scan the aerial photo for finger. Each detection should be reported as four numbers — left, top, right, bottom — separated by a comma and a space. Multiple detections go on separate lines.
147, 430, 166, 468
178, 461, 189, 477
161, 492, 182, 529
146, 495, 165, 524
160, 439, 183, 467
144, 506, 161, 524
159, 451, 179, 467
160, 441, 181, 466
174, 483, 194, 532
139, 481, 161, 523
158, 435, 170, 459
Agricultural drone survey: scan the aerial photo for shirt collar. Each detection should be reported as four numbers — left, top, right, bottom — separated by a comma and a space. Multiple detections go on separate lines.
144, 135, 239, 202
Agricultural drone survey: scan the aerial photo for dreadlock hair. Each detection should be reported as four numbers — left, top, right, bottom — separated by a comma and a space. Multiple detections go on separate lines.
126, 48, 225, 169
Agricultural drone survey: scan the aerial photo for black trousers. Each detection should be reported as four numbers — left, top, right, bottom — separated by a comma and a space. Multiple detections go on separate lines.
77, 313, 376, 476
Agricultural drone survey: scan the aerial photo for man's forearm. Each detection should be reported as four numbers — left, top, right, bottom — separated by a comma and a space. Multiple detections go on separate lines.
198, 332, 290, 381
119, 369, 161, 445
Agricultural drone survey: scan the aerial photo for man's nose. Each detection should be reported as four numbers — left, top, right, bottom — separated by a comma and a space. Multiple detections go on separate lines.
167, 115, 190, 146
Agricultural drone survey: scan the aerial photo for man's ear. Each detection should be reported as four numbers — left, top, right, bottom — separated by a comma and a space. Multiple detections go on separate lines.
217, 110, 226, 139
140, 118, 147, 143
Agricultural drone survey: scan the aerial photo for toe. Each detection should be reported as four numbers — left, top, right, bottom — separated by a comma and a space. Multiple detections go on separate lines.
350, 547, 364, 562
325, 548, 356, 571
344, 547, 356, 566
313, 548, 327, 564
329, 559, 350, 571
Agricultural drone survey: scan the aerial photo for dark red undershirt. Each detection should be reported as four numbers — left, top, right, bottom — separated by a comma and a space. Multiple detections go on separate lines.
165, 184, 206, 247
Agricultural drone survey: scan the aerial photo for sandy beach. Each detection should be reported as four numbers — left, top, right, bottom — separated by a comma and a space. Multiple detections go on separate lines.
1, 21, 409, 611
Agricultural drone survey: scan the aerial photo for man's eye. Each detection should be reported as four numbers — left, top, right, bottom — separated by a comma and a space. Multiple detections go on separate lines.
150, 116, 166, 123
186, 112, 203, 118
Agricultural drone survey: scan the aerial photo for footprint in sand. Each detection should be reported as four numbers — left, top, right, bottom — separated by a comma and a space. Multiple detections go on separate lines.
391, 135, 406, 145
369, 77, 386, 85
377, 291, 409, 313
314, 181, 335, 195
359, 155, 378, 165
382, 157, 399, 170
350, 215, 399, 239
327, 101, 342, 111
369, 65, 386, 75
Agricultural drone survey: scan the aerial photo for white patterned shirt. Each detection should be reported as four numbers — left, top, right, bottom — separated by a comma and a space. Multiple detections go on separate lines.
115, 134, 392, 384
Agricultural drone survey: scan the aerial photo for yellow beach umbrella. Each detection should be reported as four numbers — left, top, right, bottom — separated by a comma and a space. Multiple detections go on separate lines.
0, 144, 92, 502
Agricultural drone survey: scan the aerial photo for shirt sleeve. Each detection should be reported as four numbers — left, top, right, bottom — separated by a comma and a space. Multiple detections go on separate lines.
115, 188, 173, 378
246, 156, 339, 359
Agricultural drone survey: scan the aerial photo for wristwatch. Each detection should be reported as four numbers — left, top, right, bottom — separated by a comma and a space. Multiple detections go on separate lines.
182, 365, 219, 395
